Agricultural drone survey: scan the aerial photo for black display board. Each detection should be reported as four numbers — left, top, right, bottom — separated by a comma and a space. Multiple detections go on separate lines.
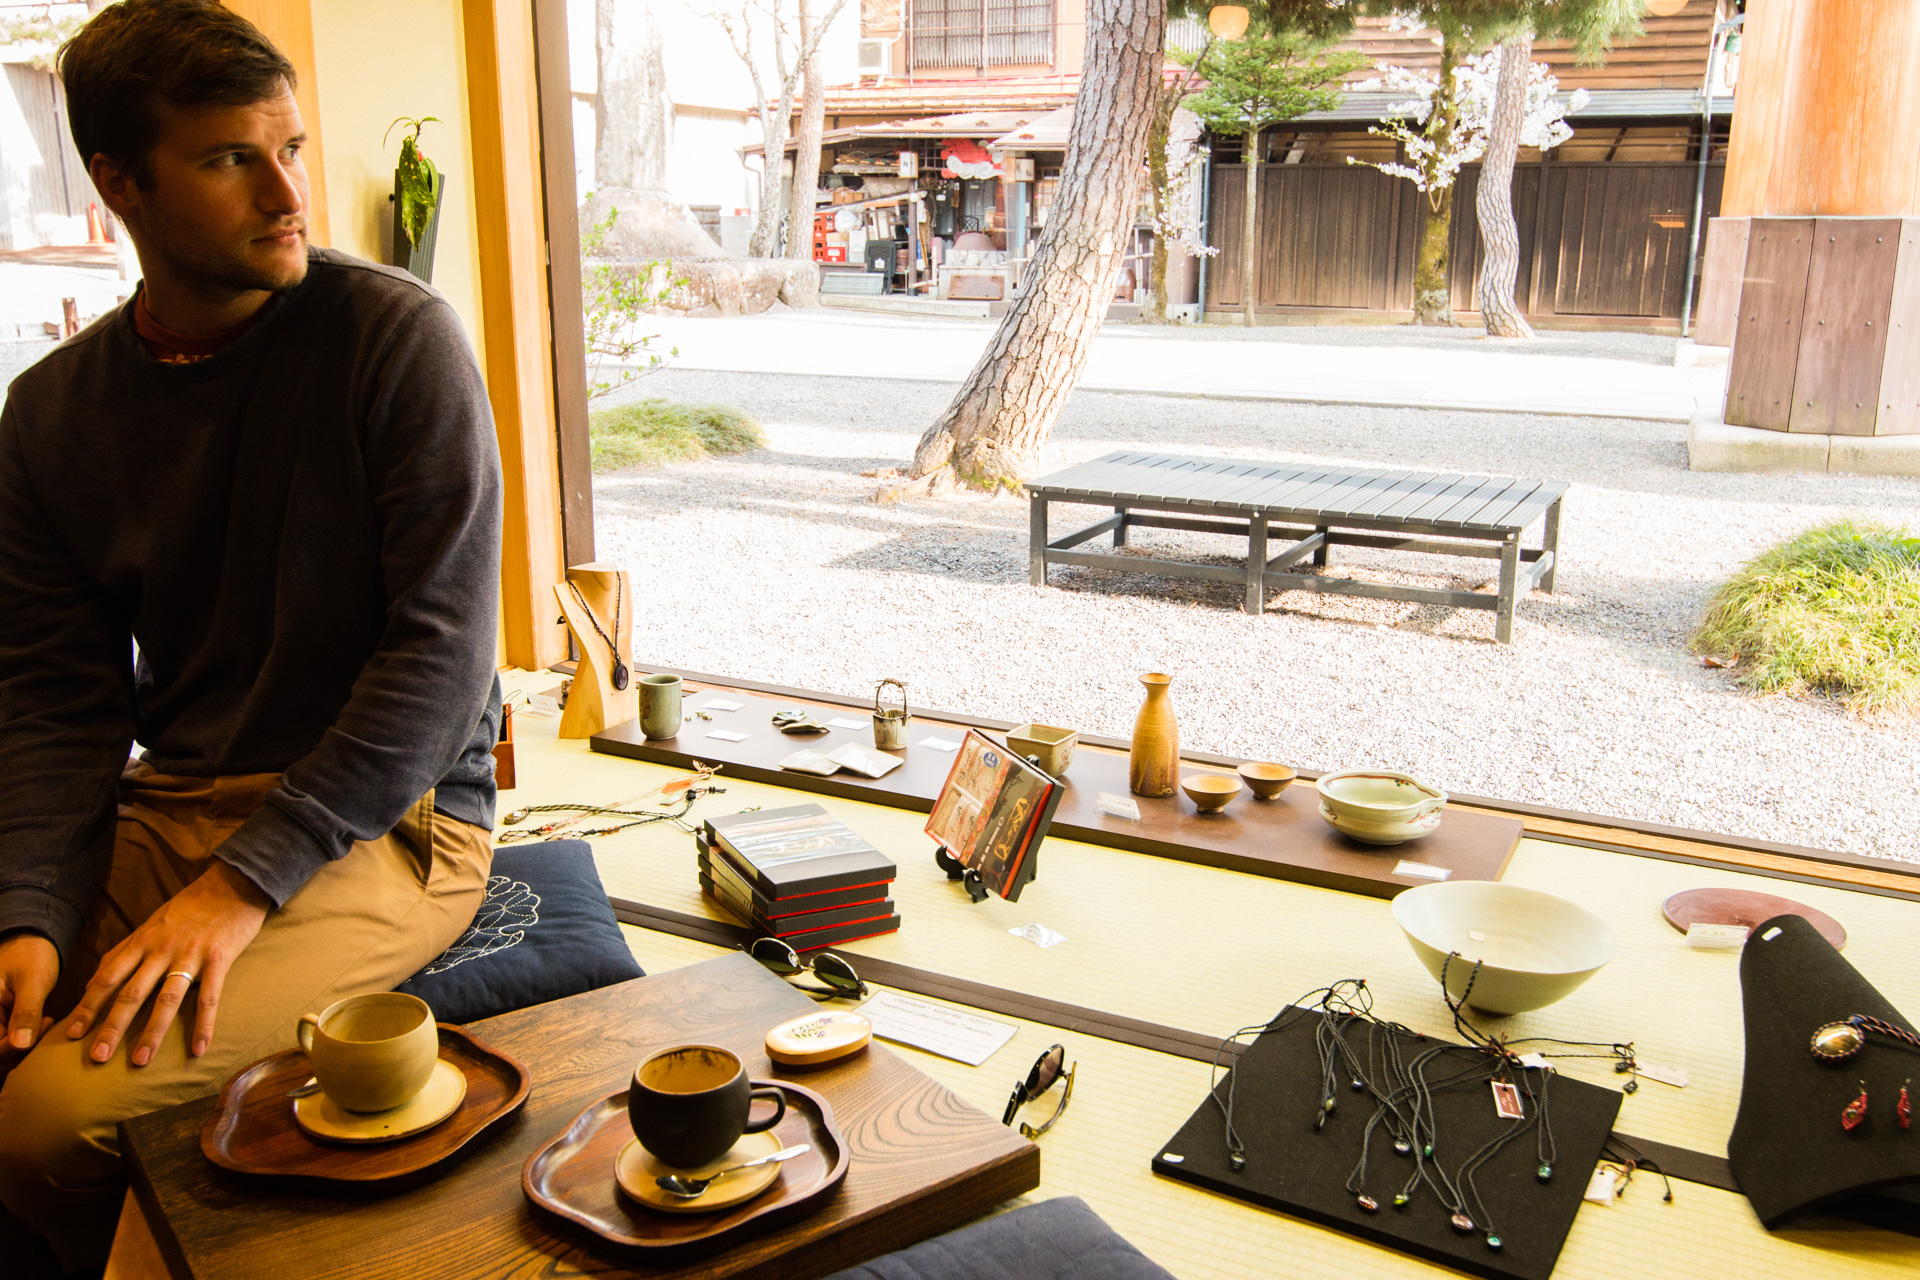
1729, 913, 1920, 1234
1152, 1010, 1622, 1280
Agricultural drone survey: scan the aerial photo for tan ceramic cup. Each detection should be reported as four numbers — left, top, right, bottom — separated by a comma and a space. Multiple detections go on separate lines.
296, 992, 439, 1113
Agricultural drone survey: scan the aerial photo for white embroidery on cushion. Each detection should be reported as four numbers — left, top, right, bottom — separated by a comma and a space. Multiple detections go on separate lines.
424, 875, 540, 974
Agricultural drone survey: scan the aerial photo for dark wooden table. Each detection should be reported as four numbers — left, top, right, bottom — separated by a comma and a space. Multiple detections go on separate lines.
1027, 453, 1567, 643
594, 689, 1522, 899
119, 955, 1038, 1280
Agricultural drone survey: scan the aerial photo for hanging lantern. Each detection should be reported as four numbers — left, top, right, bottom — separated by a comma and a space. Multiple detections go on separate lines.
1644, 0, 1689, 15
1208, 5, 1250, 40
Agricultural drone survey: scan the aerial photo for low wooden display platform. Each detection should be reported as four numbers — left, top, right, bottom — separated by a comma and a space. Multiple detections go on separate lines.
118, 955, 1037, 1280
590, 687, 1522, 898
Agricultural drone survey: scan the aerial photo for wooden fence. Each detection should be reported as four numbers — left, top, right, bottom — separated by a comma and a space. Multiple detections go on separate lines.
1205, 158, 1725, 322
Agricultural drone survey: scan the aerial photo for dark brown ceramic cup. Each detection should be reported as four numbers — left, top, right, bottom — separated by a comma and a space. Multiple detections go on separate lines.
628, 1044, 787, 1169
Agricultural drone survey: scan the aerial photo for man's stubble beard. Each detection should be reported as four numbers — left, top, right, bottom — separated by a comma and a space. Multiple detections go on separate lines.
144, 206, 310, 298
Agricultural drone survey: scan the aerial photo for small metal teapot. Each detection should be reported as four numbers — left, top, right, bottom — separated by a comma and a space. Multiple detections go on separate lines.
872, 679, 910, 751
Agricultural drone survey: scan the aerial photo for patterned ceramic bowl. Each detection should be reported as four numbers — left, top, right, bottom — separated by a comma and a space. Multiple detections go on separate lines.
1316, 770, 1447, 845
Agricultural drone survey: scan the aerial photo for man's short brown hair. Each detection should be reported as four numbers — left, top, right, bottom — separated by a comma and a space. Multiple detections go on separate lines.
58, 0, 296, 177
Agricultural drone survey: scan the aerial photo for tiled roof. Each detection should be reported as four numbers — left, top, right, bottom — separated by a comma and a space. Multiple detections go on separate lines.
818, 74, 1080, 119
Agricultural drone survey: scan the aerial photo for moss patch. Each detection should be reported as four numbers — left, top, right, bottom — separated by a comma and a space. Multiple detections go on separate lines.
589, 400, 765, 473
1692, 519, 1920, 716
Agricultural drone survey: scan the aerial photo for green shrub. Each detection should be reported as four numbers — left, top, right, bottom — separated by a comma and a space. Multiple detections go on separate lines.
1692, 519, 1920, 715
588, 400, 765, 473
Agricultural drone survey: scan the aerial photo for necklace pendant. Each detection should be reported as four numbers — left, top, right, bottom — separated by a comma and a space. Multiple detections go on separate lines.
1392, 1193, 1410, 1207
1537, 1164, 1553, 1183
1842, 1082, 1869, 1132
1899, 1082, 1912, 1131
1450, 1213, 1475, 1234
609, 659, 631, 692
1393, 1139, 1412, 1156
1351, 1078, 1365, 1092
1811, 1020, 1867, 1062
1356, 1194, 1378, 1213
1486, 1234, 1503, 1252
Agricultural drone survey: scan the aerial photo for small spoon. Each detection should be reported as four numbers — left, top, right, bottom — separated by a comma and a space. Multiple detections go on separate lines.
286, 1076, 322, 1099
655, 1144, 811, 1198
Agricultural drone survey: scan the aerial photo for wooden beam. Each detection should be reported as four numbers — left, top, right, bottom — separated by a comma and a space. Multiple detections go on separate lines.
531, 0, 594, 567
226, 0, 331, 245
1724, 0, 1920, 217
464, 0, 568, 669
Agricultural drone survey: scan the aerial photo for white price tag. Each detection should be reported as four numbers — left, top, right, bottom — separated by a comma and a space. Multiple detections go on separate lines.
1394, 861, 1450, 881
1517, 1052, 1553, 1071
1584, 1166, 1619, 1205
916, 736, 961, 752
827, 717, 868, 730
1635, 1060, 1689, 1089
701, 699, 745, 712
1684, 922, 1748, 949
1095, 792, 1142, 821
1008, 923, 1067, 949
707, 730, 749, 742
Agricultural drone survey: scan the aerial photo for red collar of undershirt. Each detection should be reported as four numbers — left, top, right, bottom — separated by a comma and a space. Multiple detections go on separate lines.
132, 290, 276, 365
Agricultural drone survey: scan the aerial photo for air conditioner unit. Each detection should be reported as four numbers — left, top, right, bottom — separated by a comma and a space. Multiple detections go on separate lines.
856, 38, 892, 75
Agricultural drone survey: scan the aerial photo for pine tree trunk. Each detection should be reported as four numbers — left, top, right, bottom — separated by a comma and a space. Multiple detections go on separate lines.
595, 0, 671, 193
1411, 35, 1459, 326
1240, 126, 1259, 327
1143, 85, 1178, 324
1476, 32, 1535, 338
783, 0, 826, 260
901, 0, 1165, 492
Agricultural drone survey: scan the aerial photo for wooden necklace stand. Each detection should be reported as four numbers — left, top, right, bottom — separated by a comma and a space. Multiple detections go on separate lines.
553, 563, 636, 739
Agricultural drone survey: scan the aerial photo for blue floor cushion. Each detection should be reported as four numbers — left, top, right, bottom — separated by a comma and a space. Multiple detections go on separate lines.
822, 1197, 1177, 1280
396, 838, 643, 1023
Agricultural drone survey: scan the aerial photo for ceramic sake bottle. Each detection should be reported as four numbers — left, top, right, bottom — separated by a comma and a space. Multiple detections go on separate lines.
1129, 672, 1179, 797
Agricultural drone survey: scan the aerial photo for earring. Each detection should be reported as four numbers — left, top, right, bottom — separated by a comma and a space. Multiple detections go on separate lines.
1842, 1082, 1869, 1132
1900, 1081, 1912, 1132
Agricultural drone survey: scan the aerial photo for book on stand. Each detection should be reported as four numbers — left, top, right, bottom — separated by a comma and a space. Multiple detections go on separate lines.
925, 729, 1062, 903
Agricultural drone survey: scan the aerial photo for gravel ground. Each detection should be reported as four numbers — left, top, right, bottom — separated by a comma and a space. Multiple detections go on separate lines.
1113, 319, 1681, 366
0, 338, 58, 391
596, 367, 1919, 863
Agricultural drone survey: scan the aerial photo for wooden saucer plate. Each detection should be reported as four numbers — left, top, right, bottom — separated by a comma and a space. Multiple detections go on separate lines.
523, 1079, 848, 1255
293, 1058, 467, 1143
201, 1024, 529, 1183
614, 1129, 784, 1214
1662, 887, 1847, 949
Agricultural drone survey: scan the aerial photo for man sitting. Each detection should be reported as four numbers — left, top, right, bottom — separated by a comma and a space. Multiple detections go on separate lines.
0, 2, 503, 1272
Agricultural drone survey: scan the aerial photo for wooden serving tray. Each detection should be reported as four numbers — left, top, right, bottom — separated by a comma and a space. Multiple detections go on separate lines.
200, 1024, 530, 1183
593, 686, 1523, 898
523, 1079, 849, 1257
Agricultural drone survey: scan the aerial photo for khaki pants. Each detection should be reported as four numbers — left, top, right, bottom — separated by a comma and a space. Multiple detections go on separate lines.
0, 764, 492, 1271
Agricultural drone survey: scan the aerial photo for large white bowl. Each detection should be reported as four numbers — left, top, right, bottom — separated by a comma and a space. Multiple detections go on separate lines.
1390, 881, 1616, 1015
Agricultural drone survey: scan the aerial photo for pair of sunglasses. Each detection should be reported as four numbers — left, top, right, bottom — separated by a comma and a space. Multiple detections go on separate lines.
747, 937, 868, 1000
1003, 1043, 1075, 1138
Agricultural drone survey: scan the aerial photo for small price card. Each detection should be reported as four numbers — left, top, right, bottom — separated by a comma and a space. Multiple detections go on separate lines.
827, 717, 868, 730
701, 699, 745, 712
1095, 792, 1141, 821
707, 730, 749, 742
916, 736, 961, 752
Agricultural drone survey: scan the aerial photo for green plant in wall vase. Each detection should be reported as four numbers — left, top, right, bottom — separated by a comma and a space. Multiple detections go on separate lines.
385, 115, 445, 284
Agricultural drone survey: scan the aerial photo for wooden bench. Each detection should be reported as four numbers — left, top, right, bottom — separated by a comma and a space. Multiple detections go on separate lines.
1026, 453, 1567, 643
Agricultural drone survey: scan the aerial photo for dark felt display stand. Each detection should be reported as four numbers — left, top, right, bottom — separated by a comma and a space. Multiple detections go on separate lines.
1152, 1010, 1621, 1280
1729, 914, 1920, 1233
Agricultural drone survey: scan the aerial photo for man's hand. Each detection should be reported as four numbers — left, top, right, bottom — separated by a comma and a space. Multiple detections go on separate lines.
1, 931, 59, 1056
65, 861, 270, 1065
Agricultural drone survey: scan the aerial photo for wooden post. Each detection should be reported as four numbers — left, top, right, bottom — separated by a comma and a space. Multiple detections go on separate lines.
465, 0, 568, 670
225, 1, 331, 245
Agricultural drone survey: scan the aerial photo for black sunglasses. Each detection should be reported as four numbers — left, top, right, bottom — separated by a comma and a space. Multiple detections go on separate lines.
1002, 1043, 1075, 1138
747, 937, 869, 1000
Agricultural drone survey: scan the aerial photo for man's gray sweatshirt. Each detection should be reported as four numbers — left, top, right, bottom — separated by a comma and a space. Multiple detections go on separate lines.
0, 248, 504, 963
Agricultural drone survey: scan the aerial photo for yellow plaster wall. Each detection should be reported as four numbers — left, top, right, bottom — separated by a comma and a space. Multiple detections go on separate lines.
306, 0, 488, 364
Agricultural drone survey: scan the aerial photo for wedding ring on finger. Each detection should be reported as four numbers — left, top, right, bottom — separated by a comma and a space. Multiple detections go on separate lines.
165, 970, 197, 986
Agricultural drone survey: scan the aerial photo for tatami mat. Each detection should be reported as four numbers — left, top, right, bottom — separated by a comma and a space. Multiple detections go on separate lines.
511, 700, 1920, 1170
619, 927, 1920, 1280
